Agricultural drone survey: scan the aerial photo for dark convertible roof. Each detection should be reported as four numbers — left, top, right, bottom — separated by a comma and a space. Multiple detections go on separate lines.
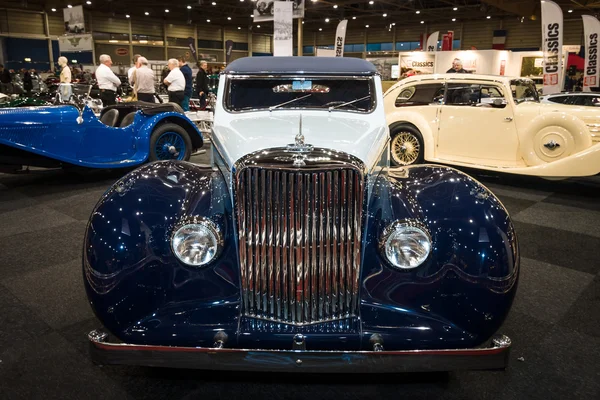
224, 56, 378, 76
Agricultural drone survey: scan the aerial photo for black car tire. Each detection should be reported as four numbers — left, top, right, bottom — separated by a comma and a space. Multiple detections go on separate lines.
389, 124, 425, 167
149, 123, 192, 162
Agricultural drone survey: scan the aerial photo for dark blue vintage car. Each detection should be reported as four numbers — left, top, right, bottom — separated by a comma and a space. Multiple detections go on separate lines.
84, 57, 519, 373
0, 100, 203, 171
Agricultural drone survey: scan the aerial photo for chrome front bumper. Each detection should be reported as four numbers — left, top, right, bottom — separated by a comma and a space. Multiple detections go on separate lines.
88, 330, 512, 373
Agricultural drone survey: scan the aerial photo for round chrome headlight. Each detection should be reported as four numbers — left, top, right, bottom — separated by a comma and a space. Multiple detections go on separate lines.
171, 219, 222, 267
380, 221, 432, 270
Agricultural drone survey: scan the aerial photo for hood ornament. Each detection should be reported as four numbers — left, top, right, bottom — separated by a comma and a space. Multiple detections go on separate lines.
286, 114, 314, 166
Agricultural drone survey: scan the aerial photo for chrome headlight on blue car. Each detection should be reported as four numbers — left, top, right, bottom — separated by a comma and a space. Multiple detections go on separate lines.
380, 221, 432, 270
172, 218, 223, 267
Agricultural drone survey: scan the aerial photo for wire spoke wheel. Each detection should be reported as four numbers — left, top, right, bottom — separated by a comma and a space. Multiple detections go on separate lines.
391, 132, 421, 166
155, 132, 186, 161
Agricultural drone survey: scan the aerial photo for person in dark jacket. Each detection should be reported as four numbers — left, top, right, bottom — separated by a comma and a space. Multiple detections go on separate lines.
22, 69, 33, 96
446, 58, 469, 73
178, 56, 193, 111
0, 64, 12, 94
195, 61, 209, 109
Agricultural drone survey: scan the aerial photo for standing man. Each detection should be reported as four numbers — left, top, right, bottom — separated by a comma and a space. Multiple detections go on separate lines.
195, 60, 209, 109
131, 56, 156, 103
178, 56, 193, 111
22, 69, 33, 96
163, 58, 185, 107
95, 54, 121, 106
0, 65, 11, 94
58, 56, 72, 83
446, 58, 469, 73
128, 54, 141, 85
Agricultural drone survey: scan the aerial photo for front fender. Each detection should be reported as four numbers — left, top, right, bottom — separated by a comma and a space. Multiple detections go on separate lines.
83, 161, 238, 346
136, 112, 204, 157
360, 165, 519, 349
386, 109, 436, 160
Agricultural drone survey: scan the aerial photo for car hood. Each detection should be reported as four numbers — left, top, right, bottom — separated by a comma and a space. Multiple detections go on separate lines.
212, 111, 389, 170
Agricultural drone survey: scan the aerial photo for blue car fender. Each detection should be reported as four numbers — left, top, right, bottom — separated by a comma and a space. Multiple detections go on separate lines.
360, 165, 519, 349
83, 161, 237, 346
135, 112, 204, 155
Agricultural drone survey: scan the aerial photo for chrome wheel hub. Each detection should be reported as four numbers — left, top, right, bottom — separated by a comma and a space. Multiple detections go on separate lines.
392, 132, 421, 165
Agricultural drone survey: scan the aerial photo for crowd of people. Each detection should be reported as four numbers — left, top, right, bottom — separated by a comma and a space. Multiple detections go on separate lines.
1, 54, 215, 110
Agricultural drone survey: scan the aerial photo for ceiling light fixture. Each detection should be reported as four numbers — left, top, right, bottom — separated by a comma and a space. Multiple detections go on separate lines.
238, 26, 241, 29
383, 13, 387, 17
144, 11, 149, 15
486, 15, 491, 19
257, 25, 260, 28
369, 1, 374, 5
187, 5, 192, 9
352, 16, 356, 20
319, 28, 322, 31
325, 18, 330, 22
67, 4, 73, 8
165, 9, 169, 13
333, 4, 338, 8
227, 17, 231, 20
365, 24, 369, 28
51, 8, 57, 12
420, 20, 424, 24
453, 7, 458, 11
86, 1, 92, 4
416, 10, 420, 14
212, 2, 216, 5
207, 19, 211, 22
568, 9, 573, 13
126, 14, 130, 18
452, 18, 456, 21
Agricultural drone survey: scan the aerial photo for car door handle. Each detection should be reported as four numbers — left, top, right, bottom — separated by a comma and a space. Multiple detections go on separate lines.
504, 117, 513, 122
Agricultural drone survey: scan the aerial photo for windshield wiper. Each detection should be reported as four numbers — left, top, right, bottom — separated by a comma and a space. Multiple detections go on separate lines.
328, 95, 371, 112
269, 94, 312, 111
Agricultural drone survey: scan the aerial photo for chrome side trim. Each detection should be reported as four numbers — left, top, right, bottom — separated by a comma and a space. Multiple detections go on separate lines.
88, 330, 512, 373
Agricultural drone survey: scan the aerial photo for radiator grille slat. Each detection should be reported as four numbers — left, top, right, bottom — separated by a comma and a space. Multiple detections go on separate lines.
236, 166, 363, 325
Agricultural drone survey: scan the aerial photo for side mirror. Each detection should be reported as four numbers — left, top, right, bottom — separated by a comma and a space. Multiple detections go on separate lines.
491, 98, 507, 108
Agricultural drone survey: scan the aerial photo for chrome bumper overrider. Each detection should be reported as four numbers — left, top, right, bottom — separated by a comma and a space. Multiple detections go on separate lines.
88, 330, 512, 373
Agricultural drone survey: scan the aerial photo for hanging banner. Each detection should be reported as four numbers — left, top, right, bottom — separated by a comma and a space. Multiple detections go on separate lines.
225, 40, 234, 64
254, 0, 304, 22
541, 0, 563, 94
426, 31, 439, 52
582, 15, 600, 91
63, 5, 85, 34
273, 1, 293, 57
335, 20, 348, 57
441, 31, 454, 51
58, 34, 93, 52
187, 37, 198, 64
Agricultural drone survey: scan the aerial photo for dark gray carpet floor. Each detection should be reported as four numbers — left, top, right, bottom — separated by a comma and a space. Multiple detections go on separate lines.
0, 150, 598, 400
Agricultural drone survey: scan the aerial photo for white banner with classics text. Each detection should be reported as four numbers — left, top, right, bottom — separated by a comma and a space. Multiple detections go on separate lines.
273, 2, 293, 56
582, 15, 600, 91
541, 0, 563, 94
334, 20, 348, 57
426, 31, 439, 52
58, 34, 93, 52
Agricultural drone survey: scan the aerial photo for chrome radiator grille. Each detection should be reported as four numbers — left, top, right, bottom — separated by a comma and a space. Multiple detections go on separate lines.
235, 166, 364, 325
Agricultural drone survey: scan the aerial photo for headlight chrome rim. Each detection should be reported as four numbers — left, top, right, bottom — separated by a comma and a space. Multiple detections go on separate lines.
171, 217, 223, 267
379, 220, 432, 270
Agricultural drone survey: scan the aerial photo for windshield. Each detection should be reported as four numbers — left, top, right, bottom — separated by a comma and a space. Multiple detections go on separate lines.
225, 77, 374, 113
510, 79, 539, 104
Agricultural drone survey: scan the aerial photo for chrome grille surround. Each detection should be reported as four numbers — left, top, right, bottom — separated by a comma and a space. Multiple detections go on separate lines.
233, 148, 366, 326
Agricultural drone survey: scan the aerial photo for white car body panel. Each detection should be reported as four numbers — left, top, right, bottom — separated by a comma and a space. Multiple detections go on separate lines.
384, 74, 600, 178
213, 75, 389, 171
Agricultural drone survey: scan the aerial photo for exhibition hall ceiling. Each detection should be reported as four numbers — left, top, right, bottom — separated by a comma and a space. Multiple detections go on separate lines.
0, 1, 595, 29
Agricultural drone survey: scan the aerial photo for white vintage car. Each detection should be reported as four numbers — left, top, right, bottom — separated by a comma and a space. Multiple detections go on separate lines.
384, 74, 600, 178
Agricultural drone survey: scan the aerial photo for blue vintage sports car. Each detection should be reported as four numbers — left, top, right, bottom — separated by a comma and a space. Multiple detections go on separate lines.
0, 100, 203, 171
84, 57, 518, 373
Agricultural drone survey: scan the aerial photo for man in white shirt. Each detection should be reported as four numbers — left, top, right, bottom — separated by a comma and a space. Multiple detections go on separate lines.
95, 54, 121, 106
163, 58, 185, 107
127, 54, 141, 85
58, 56, 71, 83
